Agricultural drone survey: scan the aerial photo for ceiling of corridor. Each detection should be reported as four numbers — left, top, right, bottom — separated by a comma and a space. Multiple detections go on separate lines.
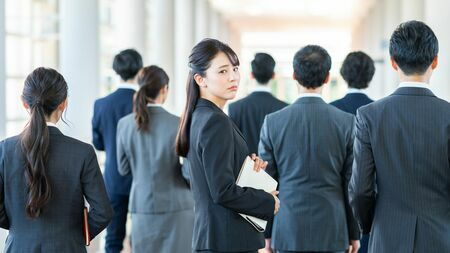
209, 0, 377, 31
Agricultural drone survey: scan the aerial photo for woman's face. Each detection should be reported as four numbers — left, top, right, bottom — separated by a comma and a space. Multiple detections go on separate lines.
198, 52, 240, 105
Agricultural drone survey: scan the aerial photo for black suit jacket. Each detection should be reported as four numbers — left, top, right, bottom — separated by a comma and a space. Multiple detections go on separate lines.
0, 127, 113, 253
259, 97, 360, 251
229, 91, 287, 154
187, 98, 275, 252
349, 87, 450, 253
92, 88, 134, 195
330, 93, 373, 115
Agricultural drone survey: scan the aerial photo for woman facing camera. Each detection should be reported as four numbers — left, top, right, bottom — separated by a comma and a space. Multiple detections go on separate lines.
116, 65, 194, 253
0, 67, 113, 252
176, 39, 280, 253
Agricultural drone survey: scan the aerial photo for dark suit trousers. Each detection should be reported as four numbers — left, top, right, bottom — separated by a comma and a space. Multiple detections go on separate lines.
277, 251, 345, 253
105, 193, 129, 253
195, 251, 257, 253
359, 234, 369, 253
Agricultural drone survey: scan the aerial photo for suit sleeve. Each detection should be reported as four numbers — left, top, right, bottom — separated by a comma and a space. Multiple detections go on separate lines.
342, 117, 361, 240
258, 116, 278, 180
116, 120, 131, 176
82, 147, 113, 239
200, 114, 275, 219
349, 111, 377, 234
92, 101, 105, 151
0, 141, 9, 229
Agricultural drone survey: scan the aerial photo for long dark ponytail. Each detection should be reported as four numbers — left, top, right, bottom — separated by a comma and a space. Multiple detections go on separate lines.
134, 65, 169, 131
20, 67, 68, 218
175, 38, 239, 157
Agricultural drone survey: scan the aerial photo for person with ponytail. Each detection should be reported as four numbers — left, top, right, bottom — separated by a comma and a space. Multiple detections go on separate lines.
175, 39, 280, 253
116, 65, 194, 253
0, 67, 113, 252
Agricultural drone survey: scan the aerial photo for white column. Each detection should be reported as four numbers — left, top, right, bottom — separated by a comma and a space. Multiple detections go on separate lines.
401, 0, 424, 22
0, 0, 5, 140
59, 0, 99, 142
425, 0, 450, 101
363, 3, 385, 100
174, 0, 194, 114
382, 0, 401, 95
195, 0, 210, 43
113, 0, 147, 61
149, 0, 175, 110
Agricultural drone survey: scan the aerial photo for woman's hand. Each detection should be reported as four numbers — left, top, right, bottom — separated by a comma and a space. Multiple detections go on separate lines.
250, 153, 268, 172
270, 191, 280, 214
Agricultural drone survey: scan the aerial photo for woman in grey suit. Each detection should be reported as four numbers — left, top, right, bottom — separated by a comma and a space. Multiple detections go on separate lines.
116, 65, 194, 253
175, 39, 280, 253
0, 67, 113, 252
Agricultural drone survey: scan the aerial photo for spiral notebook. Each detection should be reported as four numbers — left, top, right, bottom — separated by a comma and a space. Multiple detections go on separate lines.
236, 156, 278, 232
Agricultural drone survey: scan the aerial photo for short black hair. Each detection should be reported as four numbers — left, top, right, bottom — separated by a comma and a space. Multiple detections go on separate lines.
251, 53, 275, 84
293, 45, 331, 89
340, 51, 375, 89
113, 49, 143, 81
389, 20, 438, 75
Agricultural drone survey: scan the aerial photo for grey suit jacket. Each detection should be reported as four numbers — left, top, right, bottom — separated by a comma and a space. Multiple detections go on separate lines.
0, 127, 113, 253
116, 106, 194, 214
259, 97, 360, 252
349, 87, 450, 253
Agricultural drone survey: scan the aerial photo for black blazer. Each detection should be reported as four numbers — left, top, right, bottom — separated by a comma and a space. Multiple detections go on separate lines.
229, 91, 287, 154
0, 127, 113, 253
330, 93, 373, 115
187, 98, 275, 252
259, 97, 360, 251
92, 88, 134, 195
349, 87, 450, 253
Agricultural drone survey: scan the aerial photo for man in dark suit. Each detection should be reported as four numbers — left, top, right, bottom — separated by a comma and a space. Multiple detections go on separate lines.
259, 45, 360, 253
229, 52, 287, 154
330, 51, 375, 253
228, 53, 286, 251
92, 49, 143, 253
330, 51, 375, 115
349, 20, 450, 253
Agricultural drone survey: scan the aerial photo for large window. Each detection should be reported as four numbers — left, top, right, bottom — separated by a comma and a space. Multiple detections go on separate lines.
5, 0, 59, 137
99, 0, 119, 97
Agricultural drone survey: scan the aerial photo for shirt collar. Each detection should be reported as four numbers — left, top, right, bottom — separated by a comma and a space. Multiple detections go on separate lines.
147, 103, 163, 107
252, 85, 271, 93
296, 92, 322, 100
398, 82, 430, 89
347, 88, 366, 94
46, 122, 58, 128
117, 82, 139, 91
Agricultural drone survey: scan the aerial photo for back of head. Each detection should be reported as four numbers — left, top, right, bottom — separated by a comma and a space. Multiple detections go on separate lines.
176, 38, 239, 157
251, 53, 275, 84
293, 45, 331, 89
21, 67, 68, 218
134, 65, 169, 131
340, 51, 375, 89
113, 49, 143, 81
389, 20, 438, 75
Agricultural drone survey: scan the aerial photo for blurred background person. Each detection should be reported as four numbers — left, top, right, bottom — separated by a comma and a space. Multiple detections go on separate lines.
229, 52, 287, 253
331, 51, 375, 115
92, 49, 143, 253
116, 65, 194, 253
